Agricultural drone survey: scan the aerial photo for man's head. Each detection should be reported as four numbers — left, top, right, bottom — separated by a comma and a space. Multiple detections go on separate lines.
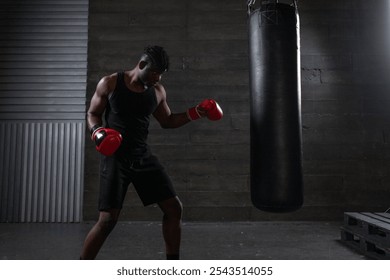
138, 45, 170, 88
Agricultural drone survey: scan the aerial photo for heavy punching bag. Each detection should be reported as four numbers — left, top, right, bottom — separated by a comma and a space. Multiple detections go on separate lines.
247, 0, 303, 212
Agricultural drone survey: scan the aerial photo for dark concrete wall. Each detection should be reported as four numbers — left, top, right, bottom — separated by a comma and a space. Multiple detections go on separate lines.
84, 0, 390, 221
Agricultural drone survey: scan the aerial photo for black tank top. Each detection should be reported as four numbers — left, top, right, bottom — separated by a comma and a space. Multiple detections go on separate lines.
105, 71, 158, 159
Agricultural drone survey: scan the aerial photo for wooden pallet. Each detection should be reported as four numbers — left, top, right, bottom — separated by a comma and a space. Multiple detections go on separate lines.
340, 212, 390, 259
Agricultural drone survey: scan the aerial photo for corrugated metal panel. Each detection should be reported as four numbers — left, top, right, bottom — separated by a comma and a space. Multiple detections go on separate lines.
0, 122, 84, 222
0, 0, 88, 121
0, 0, 88, 222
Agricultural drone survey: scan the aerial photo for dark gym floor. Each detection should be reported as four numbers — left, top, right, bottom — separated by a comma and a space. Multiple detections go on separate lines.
0, 221, 365, 260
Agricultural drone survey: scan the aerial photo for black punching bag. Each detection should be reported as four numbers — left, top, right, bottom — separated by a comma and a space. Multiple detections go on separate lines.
247, 0, 303, 212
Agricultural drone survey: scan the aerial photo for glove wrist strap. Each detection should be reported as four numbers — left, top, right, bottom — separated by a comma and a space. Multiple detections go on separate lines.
90, 124, 102, 137
187, 106, 201, 121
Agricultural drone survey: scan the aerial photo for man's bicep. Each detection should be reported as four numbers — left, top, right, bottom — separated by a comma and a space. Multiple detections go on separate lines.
87, 77, 111, 127
153, 100, 172, 125
89, 92, 107, 114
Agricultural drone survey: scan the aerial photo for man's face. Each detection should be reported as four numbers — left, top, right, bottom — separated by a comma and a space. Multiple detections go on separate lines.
138, 60, 164, 89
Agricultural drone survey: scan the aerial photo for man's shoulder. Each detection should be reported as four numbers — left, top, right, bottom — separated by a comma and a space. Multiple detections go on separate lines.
99, 72, 119, 91
154, 83, 166, 94
103, 72, 119, 81
153, 83, 167, 102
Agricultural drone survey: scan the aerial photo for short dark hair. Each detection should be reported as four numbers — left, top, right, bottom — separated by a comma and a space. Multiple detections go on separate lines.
142, 45, 170, 73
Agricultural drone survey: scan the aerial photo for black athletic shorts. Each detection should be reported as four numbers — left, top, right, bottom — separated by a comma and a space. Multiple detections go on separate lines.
98, 154, 176, 210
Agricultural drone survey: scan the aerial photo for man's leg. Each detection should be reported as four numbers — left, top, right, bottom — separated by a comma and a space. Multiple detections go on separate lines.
158, 196, 183, 259
80, 208, 121, 259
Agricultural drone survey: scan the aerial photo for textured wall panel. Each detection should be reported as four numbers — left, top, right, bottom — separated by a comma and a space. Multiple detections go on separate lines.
0, 122, 84, 222
0, 0, 88, 222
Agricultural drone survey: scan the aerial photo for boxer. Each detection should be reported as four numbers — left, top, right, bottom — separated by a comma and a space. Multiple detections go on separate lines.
80, 46, 223, 260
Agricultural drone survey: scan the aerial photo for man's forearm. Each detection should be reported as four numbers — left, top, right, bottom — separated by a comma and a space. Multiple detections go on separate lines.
87, 112, 103, 131
160, 112, 191, 129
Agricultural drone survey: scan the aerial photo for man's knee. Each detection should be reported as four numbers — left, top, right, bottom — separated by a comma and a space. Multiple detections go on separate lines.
97, 211, 119, 233
160, 197, 183, 220
172, 198, 183, 219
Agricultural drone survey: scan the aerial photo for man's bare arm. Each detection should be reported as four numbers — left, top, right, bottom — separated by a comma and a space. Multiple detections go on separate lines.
87, 75, 115, 131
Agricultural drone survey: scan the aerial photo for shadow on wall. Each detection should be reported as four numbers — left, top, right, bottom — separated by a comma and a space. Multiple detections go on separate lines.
299, 0, 390, 215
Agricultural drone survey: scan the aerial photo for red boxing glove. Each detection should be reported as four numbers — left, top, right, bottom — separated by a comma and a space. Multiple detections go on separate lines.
91, 126, 122, 156
187, 99, 223, 121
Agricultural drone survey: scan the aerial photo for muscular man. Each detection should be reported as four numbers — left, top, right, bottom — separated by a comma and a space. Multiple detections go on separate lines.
80, 46, 223, 260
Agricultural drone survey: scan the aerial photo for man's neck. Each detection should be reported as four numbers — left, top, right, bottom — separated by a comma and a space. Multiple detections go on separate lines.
125, 69, 146, 92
